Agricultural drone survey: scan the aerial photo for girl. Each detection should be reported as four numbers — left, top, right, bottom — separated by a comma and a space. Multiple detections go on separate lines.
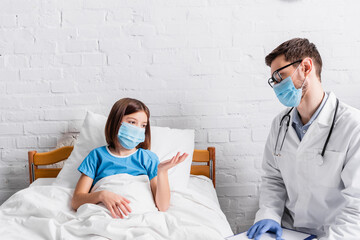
71, 98, 188, 218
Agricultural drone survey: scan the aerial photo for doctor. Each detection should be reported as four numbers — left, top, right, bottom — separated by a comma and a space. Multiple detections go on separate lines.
247, 38, 360, 240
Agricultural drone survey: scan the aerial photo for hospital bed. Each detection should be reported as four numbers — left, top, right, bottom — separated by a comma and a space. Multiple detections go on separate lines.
0, 142, 233, 239
28, 146, 216, 187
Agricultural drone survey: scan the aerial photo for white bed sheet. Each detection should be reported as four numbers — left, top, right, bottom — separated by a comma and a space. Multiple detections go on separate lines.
29, 175, 220, 206
0, 175, 232, 240
29, 177, 56, 187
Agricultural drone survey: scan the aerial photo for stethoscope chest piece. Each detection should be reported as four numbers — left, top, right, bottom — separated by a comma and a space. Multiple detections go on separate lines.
315, 155, 324, 166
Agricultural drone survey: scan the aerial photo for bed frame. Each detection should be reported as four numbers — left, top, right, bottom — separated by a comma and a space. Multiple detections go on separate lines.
28, 147, 216, 187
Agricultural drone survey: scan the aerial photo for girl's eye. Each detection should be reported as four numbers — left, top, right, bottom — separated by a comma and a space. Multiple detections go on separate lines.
142, 125, 147, 128
129, 121, 136, 125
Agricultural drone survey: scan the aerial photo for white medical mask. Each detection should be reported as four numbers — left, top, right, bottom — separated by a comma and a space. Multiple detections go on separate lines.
118, 122, 145, 149
273, 65, 306, 107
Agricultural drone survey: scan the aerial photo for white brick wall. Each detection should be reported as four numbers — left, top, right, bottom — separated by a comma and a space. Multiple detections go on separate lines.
1, 0, 360, 234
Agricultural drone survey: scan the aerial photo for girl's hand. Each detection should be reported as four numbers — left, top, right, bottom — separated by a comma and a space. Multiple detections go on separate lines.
99, 190, 132, 219
158, 152, 189, 173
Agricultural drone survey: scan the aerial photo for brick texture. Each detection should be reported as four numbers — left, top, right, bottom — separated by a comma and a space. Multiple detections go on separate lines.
1, 0, 360, 234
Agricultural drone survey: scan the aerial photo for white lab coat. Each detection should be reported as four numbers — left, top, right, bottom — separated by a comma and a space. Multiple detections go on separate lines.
255, 92, 360, 240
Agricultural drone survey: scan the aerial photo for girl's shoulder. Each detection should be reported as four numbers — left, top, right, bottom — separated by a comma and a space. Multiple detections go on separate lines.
138, 148, 159, 161
88, 145, 108, 156
82, 146, 107, 163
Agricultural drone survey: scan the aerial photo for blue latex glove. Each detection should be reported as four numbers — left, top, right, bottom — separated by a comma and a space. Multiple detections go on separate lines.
247, 219, 282, 240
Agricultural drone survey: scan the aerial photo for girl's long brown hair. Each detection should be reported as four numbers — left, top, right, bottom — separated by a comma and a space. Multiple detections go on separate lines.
105, 98, 151, 150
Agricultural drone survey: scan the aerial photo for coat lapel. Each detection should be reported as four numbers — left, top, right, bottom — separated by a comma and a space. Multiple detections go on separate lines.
297, 92, 337, 153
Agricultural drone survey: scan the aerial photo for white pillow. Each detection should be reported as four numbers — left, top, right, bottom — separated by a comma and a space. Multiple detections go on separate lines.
53, 111, 194, 190
53, 111, 107, 188
150, 126, 194, 190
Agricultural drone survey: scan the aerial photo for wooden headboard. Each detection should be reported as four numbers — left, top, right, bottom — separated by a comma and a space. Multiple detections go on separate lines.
28, 146, 216, 187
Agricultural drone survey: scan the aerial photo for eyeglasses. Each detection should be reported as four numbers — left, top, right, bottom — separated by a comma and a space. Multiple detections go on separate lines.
268, 59, 302, 88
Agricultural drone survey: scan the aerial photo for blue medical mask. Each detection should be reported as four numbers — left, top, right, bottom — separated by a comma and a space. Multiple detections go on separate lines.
273, 67, 306, 107
118, 122, 145, 149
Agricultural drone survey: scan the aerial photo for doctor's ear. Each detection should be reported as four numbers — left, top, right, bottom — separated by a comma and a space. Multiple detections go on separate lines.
301, 58, 313, 78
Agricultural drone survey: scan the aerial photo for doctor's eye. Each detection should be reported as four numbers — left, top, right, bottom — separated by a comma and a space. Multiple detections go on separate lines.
274, 72, 282, 82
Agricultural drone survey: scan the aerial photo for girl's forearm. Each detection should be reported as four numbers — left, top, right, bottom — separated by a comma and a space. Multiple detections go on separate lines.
71, 191, 102, 210
155, 170, 170, 211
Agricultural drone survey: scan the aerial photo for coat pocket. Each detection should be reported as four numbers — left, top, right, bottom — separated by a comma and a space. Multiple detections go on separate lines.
306, 150, 345, 188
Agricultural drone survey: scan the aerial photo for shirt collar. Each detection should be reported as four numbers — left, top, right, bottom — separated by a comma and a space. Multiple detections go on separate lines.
292, 92, 329, 128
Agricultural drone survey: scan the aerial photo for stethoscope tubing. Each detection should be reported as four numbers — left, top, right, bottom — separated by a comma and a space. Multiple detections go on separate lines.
274, 98, 339, 157
321, 98, 339, 157
274, 107, 294, 156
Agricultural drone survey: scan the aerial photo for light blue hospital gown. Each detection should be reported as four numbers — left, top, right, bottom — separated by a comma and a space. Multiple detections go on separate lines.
78, 146, 159, 186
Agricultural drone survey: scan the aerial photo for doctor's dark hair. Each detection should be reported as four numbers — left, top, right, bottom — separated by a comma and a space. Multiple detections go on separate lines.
105, 98, 151, 150
265, 38, 323, 81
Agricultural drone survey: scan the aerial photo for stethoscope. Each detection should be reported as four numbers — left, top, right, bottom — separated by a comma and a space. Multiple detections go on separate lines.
274, 98, 339, 157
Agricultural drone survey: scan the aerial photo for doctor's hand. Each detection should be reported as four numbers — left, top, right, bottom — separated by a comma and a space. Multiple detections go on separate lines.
158, 152, 189, 173
247, 219, 282, 240
99, 190, 132, 219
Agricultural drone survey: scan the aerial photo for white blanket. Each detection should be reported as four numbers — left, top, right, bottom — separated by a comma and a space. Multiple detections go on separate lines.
0, 174, 233, 240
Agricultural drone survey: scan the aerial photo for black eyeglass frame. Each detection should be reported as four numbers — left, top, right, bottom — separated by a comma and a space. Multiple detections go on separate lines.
267, 59, 302, 88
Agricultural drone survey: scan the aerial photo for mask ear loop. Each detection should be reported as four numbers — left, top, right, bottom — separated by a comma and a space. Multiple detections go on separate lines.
292, 62, 307, 90
299, 76, 307, 92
